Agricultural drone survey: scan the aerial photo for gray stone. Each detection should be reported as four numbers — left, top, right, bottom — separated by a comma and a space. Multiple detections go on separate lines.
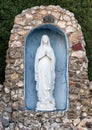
18, 123, 24, 128
5, 106, 12, 113
0, 84, 3, 91
5, 127, 10, 130
2, 118, 9, 128
0, 93, 2, 98
0, 120, 3, 129
4, 87, 10, 94
55, 118, 61, 123
3, 94, 10, 103
11, 94, 18, 101
9, 123, 15, 129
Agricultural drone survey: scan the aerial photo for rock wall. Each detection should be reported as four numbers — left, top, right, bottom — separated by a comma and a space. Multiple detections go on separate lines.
0, 5, 92, 130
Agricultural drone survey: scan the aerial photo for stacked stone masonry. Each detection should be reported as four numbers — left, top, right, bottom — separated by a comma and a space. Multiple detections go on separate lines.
0, 5, 92, 130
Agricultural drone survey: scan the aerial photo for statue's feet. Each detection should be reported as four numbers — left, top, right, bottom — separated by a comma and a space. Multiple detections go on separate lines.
36, 101, 56, 111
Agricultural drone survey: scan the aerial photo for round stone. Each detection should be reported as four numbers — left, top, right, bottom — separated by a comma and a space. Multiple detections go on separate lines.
55, 118, 61, 123
11, 73, 19, 80
16, 81, 24, 87
66, 26, 76, 34
76, 106, 81, 110
20, 64, 24, 69
69, 31, 81, 43
25, 13, 33, 19
11, 95, 18, 101
82, 112, 87, 117
2, 118, 9, 128
12, 102, 18, 110
63, 15, 70, 21
11, 90, 16, 96
3, 95, 10, 103
12, 111, 18, 119
4, 87, 10, 94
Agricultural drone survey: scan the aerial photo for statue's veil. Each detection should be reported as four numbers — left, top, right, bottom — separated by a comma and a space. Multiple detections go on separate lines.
41, 35, 51, 46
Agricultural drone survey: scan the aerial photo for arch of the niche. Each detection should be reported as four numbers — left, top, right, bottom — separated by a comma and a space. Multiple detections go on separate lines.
24, 24, 68, 111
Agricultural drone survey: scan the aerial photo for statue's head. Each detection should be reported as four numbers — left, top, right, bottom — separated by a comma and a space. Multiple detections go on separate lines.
41, 35, 50, 46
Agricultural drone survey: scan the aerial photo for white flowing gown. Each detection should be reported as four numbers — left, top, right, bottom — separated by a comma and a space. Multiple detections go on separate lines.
35, 35, 56, 110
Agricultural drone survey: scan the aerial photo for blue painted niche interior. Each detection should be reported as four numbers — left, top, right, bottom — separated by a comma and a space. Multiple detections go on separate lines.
24, 24, 68, 111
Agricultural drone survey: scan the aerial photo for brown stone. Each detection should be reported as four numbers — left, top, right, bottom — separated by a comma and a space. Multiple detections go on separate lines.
18, 30, 28, 36
11, 72, 19, 80
69, 31, 81, 43
12, 111, 18, 120
68, 111, 77, 119
88, 109, 92, 116
72, 42, 83, 51
82, 99, 90, 106
10, 34, 18, 41
80, 89, 84, 94
12, 101, 18, 110
14, 17, 25, 25
69, 80, 75, 85
39, 10, 47, 15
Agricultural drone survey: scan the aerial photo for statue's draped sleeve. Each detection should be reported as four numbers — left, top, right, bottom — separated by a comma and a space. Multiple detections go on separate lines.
46, 47, 55, 90
35, 47, 45, 81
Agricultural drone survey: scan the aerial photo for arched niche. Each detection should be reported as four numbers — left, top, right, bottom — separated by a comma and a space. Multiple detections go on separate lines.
24, 24, 68, 111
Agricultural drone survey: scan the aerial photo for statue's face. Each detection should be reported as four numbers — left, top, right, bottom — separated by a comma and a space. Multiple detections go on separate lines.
42, 35, 48, 45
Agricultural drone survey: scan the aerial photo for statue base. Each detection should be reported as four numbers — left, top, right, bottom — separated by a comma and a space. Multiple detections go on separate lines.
36, 101, 56, 111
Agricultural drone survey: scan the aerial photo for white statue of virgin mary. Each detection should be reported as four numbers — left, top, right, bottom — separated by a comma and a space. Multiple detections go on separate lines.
35, 34, 56, 111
